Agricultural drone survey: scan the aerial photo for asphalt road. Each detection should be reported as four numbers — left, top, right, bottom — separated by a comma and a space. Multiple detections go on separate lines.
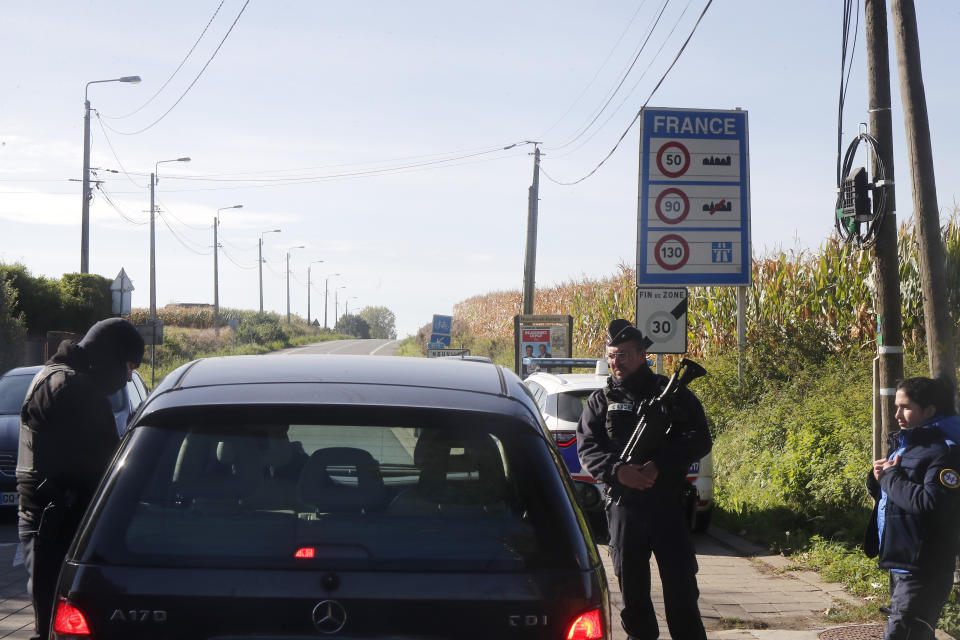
283, 338, 400, 356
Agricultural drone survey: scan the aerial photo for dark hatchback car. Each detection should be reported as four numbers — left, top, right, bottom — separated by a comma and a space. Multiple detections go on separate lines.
53, 354, 610, 640
0, 365, 149, 509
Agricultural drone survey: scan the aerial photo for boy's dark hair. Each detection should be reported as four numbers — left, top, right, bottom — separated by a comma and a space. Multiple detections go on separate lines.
897, 376, 958, 416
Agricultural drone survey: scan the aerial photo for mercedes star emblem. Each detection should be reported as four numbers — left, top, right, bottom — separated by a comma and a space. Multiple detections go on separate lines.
312, 600, 347, 634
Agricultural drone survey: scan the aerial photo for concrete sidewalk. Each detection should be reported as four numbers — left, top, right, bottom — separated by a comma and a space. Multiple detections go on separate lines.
606, 525, 954, 640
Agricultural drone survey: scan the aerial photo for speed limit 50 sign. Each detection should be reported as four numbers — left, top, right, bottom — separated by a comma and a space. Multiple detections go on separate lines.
636, 287, 687, 354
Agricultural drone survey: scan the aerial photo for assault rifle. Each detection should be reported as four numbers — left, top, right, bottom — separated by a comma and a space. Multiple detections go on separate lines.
606, 357, 707, 505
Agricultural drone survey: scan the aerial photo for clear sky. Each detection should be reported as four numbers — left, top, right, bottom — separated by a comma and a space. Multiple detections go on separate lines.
2, 1, 958, 337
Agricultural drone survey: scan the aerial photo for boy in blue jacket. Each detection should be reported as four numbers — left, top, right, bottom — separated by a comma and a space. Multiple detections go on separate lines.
865, 376, 960, 639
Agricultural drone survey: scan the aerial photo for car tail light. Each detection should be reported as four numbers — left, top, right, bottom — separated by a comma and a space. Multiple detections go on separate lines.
566, 608, 603, 640
295, 546, 316, 558
53, 598, 92, 637
552, 430, 577, 447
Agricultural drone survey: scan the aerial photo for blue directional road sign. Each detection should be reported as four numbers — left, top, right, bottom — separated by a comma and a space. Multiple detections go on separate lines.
429, 334, 451, 348
637, 107, 751, 286
432, 314, 453, 335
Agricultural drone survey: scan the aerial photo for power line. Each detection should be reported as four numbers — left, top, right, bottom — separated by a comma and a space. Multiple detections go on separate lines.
176, 144, 512, 179
538, 0, 651, 139
220, 243, 257, 269
263, 259, 285, 279
101, 0, 227, 121
135, 146, 519, 183
837, 0, 860, 186
94, 112, 147, 189
156, 208, 211, 255
101, 0, 251, 136
97, 146, 525, 193
97, 183, 149, 225
154, 196, 210, 230
546, 0, 671, 151
543, 0, 714, 186
551, 0, 695, 161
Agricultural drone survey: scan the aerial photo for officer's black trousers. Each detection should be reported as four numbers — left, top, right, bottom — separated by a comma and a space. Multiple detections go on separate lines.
607, 499, 706, 640
885, 568, 953, 640
19, 515, 71, 640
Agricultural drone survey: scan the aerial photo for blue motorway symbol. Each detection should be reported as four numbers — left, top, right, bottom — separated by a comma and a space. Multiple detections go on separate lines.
432, 314, 453, 335
711, 241, 733, 263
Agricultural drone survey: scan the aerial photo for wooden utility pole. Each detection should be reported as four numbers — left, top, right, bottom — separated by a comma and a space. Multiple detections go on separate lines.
521, 145, 541, 315
865, 0, 904, 451
890, 0, 956, 386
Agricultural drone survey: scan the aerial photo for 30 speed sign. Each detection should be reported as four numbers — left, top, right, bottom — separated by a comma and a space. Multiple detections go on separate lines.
636, 287, 688, 354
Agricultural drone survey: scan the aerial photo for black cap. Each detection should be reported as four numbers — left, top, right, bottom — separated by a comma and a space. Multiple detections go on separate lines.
606, 318, 644, 347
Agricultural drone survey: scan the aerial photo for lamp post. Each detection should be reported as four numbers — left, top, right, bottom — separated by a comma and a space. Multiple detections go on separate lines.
323, 273, 340, 329
345, 296, 358, 316
259, 229, 281, 313
214, 204, 243, 334
333, 285, 346, 327
81, 75, 141, 273
286, 245, 305, 323
306, 260, 324, 325
149, 156, 190, 384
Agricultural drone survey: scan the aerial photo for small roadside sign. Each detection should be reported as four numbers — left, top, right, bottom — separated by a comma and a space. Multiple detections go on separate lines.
136, 319, 164, 346
636, 287, 687, 354
427, 348, 470, 358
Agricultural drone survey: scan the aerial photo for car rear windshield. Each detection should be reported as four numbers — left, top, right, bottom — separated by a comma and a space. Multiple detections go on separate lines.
79, 407, 589, 572
548, 390, 593, 423
0, 374, 34, 415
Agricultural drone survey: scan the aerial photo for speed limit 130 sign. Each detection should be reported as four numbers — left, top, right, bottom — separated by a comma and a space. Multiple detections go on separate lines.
636, 287, 688, 354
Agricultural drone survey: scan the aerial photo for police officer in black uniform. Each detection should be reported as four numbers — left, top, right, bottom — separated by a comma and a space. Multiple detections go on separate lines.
577, 319, 711, 640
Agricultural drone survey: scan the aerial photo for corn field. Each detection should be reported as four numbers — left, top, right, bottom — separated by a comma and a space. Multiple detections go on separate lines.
454, 213, 960, 359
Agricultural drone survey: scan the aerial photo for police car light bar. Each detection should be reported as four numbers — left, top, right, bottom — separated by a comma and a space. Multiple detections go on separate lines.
523, 358, 607, 375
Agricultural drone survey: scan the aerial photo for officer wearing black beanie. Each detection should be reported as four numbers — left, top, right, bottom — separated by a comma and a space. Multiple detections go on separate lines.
577, 318, 711, 640
17, 317, 144, 640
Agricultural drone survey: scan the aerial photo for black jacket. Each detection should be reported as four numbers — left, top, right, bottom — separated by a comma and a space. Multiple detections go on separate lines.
576, 364, 711, 504
864, 426, 960, 574
17, 340, 121, 520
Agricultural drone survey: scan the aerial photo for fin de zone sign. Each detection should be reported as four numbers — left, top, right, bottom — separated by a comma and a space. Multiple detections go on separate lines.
637, 107, 751, 286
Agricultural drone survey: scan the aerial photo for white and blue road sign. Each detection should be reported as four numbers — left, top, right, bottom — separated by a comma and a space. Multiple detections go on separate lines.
636, 107, 751, 286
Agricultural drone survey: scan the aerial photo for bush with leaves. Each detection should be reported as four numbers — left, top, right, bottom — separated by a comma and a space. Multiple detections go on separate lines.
0, 277, 26, 373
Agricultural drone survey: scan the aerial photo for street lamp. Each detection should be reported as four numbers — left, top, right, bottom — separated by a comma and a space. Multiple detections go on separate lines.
306, 260, 324, 326
345, 296, 359, 316
81, 75, 141, 273
148, 156, 190, 384
259, 229, 281, 313
214, 204, 243, 334
333, 285, 346, 327
323, 273, 340, 329
286, 245, 305, 323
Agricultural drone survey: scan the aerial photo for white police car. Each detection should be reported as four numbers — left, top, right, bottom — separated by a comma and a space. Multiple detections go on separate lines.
523, 358, 714, 532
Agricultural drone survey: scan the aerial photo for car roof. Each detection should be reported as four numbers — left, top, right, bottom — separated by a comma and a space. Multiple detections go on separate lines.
524, 371, 607, 394
0, 365, 43, 378
140, 354, 541, 427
